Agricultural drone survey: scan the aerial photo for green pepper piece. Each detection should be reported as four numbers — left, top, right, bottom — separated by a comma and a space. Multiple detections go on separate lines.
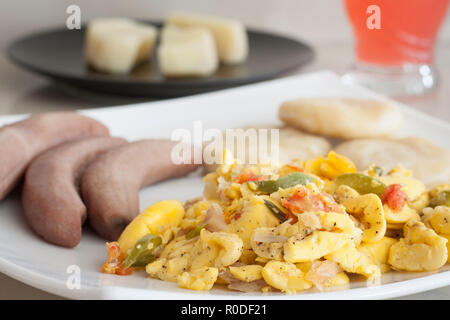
263, 199, 287, 222
334, 173, 386, 196
254, 173, 316, 193
430, 190, 450, 208
186, 223, 206, 239
131, 255, 156, 267
122, 234, 162, 269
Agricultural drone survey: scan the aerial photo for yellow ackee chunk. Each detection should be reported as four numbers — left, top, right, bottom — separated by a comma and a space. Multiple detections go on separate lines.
410, 192, 430, 212
146, 256, 190, 282
286, 211, 355, 236
439, 233, 450, 263
227, 196, 280, 249
325, 243, 381, 281
178, 267, 219, 291
322, 179, 336, 194
342, 194, 386, 243
251, 211, 355, 261
426, 206, 450, 235
239, 249, 257, 264
229, 265, 263, 282
146, 236, 197, 282
147, 229, 243, 282
159, 235, 197, 259
384, 204, 420, 225
255, 256, 270, 265
295, 261, 313, 273
250, 229, 287, 261
305, 151, 356, 180
191, 229, 243, 269
284, 231, 351, 263
333, 185, 359, 204
358, 237, 397, 273
180, 200, 211, 229
388, 220, 448, 272
225, 183, 241, 200
262, 260, 312, 293
311, 211, 356, 234
118, 200, 185, 259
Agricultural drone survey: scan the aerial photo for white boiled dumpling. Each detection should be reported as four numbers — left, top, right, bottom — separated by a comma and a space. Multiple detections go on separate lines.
158, 25, 218, 77
85, 18, 157, 74
167, 12, 248, 65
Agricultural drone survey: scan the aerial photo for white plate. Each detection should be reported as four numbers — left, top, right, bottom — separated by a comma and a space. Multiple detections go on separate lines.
0, 71, 449, 300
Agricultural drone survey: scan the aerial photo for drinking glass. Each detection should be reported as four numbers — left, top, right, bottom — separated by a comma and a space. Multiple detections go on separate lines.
342, 0, 449, 97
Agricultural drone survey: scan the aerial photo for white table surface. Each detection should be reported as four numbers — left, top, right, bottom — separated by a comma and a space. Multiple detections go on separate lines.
0, 42, 449, 300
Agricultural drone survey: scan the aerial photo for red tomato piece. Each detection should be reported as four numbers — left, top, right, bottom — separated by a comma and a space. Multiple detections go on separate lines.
101, 241, 133, 275
233, 171, 261, 184
381, 184, 408, 212
282, 187, 343, 223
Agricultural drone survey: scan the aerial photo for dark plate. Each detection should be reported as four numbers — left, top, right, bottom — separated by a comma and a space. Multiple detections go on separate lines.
7, 22, 314, 98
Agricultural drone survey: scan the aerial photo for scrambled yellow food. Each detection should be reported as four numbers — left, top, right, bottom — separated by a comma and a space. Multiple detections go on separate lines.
102, 151, 449, 293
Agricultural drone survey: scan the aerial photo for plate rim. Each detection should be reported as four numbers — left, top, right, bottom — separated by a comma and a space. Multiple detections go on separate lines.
1, 251, 449, 300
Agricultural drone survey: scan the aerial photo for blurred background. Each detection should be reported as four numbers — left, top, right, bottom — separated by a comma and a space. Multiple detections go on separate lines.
0, 0, 449, 299
0, 0, 449, 117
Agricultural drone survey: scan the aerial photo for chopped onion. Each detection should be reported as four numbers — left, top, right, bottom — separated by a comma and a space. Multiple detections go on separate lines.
204, 203, 227, 232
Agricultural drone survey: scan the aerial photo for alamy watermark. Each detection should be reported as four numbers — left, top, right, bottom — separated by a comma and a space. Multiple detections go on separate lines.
170, 121, 280, 166
66, 264, 81, 290
66, 5, 81, 30
367, 4, 381, 30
